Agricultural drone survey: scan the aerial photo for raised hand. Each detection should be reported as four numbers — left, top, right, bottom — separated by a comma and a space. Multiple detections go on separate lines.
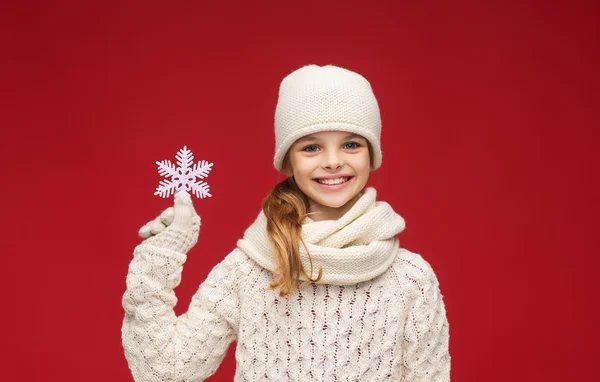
138, 191, 201, 254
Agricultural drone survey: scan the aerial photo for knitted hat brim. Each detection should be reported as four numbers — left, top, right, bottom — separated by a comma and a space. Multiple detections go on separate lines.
273, 122, 382, 172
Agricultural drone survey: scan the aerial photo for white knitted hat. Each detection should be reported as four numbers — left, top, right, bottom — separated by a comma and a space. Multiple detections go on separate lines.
273, 64, 382, 172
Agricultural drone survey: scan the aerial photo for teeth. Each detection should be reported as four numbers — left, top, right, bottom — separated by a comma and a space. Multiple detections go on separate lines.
317, 177, 348, 185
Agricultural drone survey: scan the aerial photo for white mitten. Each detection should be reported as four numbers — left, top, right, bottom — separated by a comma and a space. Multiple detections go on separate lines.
138, 207, 175, 238
138, 192, 201, 254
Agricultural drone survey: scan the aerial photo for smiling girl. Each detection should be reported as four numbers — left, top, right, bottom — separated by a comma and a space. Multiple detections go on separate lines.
122, 64, 451, 381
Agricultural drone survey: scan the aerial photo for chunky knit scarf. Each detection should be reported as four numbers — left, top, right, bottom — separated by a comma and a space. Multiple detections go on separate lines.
236, 187, 406, 285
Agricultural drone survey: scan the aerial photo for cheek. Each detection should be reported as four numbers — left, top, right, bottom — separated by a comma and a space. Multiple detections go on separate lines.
294, 166, 314, 181
290, 157, 315, 176
352, 153, 371, 172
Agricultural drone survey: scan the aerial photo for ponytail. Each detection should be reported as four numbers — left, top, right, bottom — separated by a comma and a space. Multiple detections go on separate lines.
262, 177, 323, 297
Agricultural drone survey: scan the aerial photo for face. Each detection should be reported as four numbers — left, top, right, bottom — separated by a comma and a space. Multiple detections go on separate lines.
283, 130, 371, 221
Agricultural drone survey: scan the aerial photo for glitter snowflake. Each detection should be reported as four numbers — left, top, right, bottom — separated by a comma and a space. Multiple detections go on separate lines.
154, 146, 213, 199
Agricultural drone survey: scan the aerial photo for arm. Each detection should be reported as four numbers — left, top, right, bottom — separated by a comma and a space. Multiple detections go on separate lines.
121, 194, 240, 382
401, 261, 451, 381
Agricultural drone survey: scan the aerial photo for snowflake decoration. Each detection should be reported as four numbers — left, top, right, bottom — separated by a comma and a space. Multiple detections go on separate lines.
154, 146, 213, 199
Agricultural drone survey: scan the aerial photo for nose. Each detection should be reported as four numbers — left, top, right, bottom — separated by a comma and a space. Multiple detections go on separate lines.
324, 149, 343, 169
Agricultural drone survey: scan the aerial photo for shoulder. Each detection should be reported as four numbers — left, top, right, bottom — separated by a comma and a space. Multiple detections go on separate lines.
212, 248, 267, 283
389, 247, 442, 291
198, 249, 265, 302
394, 248, 437, 277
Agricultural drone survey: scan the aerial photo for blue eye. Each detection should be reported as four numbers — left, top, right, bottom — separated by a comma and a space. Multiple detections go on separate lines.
344, 142, 360, 149
303, 145, 319, 152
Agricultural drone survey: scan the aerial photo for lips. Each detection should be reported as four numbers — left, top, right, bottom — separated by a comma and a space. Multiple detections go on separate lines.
313, 176, 353, 185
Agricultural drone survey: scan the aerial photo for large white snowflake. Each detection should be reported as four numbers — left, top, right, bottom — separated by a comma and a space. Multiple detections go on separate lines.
154, 146, 213, 199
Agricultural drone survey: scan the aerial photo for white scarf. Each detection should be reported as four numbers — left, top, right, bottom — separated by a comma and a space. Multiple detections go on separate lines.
236, 187, 406, 285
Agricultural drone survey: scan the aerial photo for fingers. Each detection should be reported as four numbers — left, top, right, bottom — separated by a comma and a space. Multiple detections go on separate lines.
138, 224, 152, 239
138, 192, 200, 241
138, 207, 174, 239
150, 216, 166, 234
160, 207, 174, 226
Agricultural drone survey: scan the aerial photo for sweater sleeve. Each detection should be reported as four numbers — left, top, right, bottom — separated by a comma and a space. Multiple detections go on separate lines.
121, 228, 241, 382
401, 261, 451, 381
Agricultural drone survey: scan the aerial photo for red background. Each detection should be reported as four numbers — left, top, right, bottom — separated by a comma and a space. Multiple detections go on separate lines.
1, 1, 598, 381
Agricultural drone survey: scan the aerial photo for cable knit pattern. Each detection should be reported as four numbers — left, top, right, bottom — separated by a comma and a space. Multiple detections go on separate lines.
122, 189, 451, 381
122, 242, 240, 381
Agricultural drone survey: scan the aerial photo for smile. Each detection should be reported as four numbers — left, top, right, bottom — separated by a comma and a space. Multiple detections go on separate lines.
313, 176, 353, 185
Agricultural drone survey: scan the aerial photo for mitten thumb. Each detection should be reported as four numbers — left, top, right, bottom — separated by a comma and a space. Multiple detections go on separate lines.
172, 191, 200, 228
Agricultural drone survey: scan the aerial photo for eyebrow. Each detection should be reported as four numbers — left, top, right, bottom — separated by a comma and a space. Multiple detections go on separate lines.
295, 133, 363, 143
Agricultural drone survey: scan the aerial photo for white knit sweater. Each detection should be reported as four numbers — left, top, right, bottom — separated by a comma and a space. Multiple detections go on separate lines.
122, 188, 451, 381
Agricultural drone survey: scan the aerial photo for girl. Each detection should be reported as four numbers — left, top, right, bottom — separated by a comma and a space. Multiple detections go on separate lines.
122, 64, 451, 381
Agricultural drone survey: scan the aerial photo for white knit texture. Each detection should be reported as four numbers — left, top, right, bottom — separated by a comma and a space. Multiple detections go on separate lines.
273, 65, 383, 171
237, 188, 405, 285
122, 190, 451, 381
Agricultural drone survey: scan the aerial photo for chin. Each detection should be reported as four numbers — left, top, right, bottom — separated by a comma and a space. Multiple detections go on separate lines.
311, 193, 354, 209
317, 199, 346, 209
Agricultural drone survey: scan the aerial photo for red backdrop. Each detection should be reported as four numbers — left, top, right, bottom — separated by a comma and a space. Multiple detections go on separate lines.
1, 1, 598, 381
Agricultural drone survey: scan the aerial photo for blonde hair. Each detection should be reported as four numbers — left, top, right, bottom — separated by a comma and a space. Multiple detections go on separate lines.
262, 160, 323, 297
